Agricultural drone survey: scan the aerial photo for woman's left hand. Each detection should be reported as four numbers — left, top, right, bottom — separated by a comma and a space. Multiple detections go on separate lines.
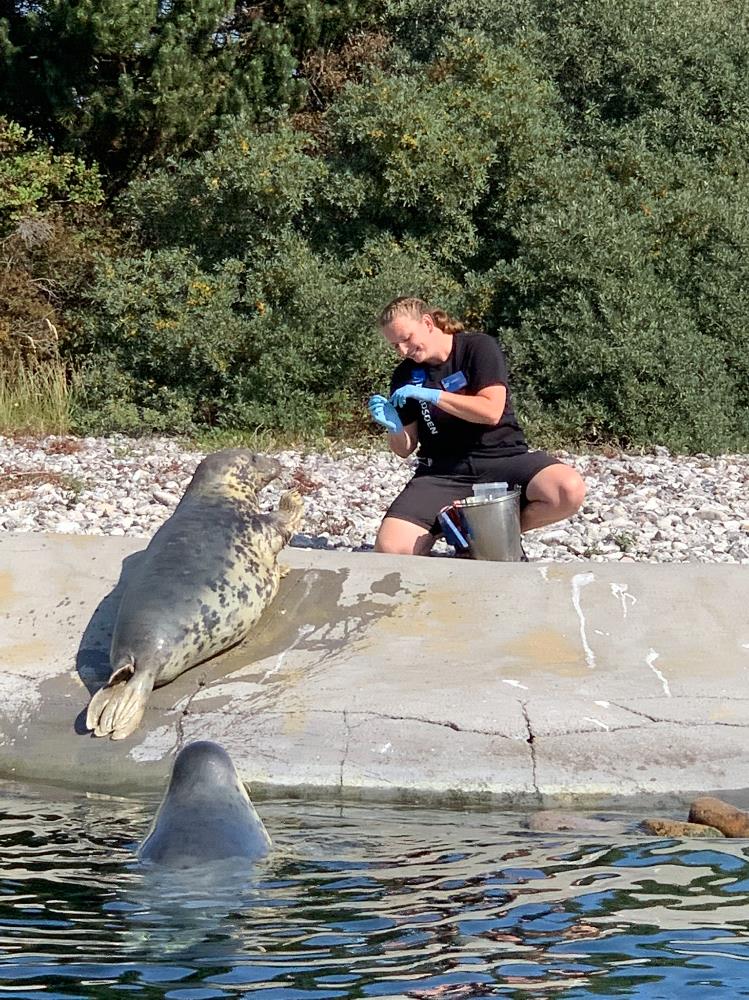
390, 385, 442, 408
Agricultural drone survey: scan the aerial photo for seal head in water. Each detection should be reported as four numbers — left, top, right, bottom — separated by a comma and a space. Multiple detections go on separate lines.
138, 740, 271, 867
86, 448, 303, 739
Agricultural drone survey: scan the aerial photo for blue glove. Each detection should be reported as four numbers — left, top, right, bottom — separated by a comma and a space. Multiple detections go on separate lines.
390, 384, 442, 408
368, 394, 403, 433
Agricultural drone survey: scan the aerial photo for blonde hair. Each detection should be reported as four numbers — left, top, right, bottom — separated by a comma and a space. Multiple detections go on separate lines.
377, 296, 465, 336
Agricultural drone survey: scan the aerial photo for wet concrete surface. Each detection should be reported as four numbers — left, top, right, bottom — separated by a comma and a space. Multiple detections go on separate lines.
1, 533, 749, 807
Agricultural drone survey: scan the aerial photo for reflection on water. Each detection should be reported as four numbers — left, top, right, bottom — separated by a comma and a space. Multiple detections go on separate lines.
2, 783, 749, 998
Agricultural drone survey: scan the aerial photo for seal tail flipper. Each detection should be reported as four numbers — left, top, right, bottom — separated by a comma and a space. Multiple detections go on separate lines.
86, 659, 156, 740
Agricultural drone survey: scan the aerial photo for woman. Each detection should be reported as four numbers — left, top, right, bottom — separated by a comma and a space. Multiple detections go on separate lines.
368, 296, 586, 555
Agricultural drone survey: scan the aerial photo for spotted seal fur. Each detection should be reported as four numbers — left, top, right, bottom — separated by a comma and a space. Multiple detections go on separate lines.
86, 449, 303, 740
138, 740, 271, 867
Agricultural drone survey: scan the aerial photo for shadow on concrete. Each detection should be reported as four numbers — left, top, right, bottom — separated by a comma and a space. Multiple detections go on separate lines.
76, 550, 148, 701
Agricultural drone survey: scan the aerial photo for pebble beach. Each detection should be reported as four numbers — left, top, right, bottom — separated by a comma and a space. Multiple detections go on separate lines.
1, 435, 748, 563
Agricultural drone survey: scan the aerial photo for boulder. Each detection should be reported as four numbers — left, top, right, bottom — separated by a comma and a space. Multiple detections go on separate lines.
641, 818, 724, 838
688, 797, 749, 837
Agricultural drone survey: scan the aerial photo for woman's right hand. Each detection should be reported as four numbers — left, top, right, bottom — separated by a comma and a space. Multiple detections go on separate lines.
368, 394, 404, 433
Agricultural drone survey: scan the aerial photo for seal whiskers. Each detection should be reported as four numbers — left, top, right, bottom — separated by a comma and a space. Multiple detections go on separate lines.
86, 450, 303, 740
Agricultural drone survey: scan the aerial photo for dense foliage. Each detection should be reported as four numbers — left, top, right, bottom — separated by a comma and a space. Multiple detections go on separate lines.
2, 0, 747, 450
0, 118, 105, 359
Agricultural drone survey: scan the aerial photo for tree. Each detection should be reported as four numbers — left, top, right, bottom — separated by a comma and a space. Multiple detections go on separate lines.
0, 0, 301, 185
0, 117, 104, 359
0, 0, 386, 187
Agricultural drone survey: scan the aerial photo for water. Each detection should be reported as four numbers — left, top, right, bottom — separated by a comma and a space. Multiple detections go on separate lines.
2, 784, 749, 998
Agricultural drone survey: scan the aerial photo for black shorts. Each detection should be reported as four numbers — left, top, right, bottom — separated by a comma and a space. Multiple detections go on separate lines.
385, 451, 562, 534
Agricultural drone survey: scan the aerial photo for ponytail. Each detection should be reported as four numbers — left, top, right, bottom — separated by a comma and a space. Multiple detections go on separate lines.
377, 296, 465, 335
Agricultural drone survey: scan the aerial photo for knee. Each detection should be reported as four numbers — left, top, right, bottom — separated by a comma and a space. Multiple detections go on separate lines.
558, 469, 586, 514
375, 523, 434, 556
375, 537, 433, 556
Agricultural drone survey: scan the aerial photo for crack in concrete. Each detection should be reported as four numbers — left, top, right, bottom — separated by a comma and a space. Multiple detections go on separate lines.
314, 708, 516, 738
613, 695, 749, 702
521, 701, 541, 803
609, 702, 662, 724
609, 701, 749, 728
340, 708, 352, 789
188, 700, 512, 738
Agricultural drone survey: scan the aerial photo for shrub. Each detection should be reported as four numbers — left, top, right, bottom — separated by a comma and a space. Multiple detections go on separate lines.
119, 119, 328, 262
55, 0, 749, 451
468, 147, 749, 451
72, 229, 464, 435
0, 118, 105, 363
325, 34, 563, 262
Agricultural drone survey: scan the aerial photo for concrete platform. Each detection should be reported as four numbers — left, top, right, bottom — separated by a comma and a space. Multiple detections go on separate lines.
1, 532, 748, 807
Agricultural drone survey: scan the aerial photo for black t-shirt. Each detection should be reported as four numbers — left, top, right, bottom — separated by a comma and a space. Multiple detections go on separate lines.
389, 331, 528, 460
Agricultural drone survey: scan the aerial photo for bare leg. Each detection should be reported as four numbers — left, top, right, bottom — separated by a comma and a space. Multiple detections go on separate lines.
375, 516, 436, 555
521, 464, 586, 532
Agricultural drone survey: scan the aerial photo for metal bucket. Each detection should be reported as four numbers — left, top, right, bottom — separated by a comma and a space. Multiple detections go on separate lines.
453, 489, 524, 561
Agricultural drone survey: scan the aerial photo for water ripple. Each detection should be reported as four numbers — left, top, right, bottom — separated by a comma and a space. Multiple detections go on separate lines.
1, 786, 749, 997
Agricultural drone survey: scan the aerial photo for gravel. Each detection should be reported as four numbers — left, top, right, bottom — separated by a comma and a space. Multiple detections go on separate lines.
1, 435, 748, 563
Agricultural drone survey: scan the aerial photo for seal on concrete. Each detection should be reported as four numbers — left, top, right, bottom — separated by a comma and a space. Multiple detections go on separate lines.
86, 448, 303, 739
138, 740, 271, 866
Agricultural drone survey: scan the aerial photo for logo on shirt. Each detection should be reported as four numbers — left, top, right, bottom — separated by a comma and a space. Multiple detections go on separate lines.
441, 370, 468, 392
420, 400, 438, 435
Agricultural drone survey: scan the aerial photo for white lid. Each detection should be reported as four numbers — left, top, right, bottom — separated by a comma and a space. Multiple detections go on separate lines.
473, 481, 508, 493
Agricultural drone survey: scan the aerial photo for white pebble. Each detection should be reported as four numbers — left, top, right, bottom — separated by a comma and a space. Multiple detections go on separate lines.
0, 435, 747, 563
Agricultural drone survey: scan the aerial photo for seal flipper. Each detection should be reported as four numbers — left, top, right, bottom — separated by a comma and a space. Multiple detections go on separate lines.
271, 489, 304, 550
86, 658, 156, 740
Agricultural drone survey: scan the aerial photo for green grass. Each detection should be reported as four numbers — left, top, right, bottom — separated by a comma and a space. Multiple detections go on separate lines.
0, 356, 71, 436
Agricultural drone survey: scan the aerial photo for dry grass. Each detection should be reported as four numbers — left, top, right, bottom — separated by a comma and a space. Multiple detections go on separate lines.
0, 356, 71, 436
45, 437, 84, 455
0, 469, 72, 497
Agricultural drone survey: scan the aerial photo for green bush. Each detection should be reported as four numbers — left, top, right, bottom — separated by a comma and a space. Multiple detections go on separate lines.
388, 0, 749, 153
71, 229, 463, 435
0, 118, 105, 361
69, 249, 248, 433
119, 119, 328, 262
37, 0, 749, 451
474, 143, 749, 451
